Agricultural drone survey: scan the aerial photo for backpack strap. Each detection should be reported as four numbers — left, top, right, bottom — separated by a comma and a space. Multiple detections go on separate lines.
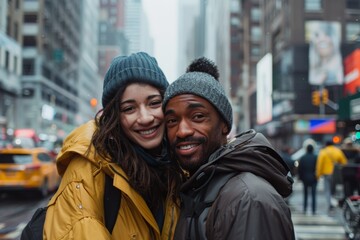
104, 174, 121, 234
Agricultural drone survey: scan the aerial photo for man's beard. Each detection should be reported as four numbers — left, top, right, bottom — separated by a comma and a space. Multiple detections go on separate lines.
169, 136, 208, 175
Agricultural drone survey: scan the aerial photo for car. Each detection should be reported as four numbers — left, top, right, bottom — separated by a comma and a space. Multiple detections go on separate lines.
0, 147, 61, 197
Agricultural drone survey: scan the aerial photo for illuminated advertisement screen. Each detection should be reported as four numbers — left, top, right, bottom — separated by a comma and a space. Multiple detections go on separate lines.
256, 53, 273, 125
309, 118, 336, 134
344, 49, 360, 96
305, 21, 343, 86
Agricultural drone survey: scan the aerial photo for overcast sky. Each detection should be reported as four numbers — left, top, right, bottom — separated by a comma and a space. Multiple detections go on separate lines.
143, 0, 178, 83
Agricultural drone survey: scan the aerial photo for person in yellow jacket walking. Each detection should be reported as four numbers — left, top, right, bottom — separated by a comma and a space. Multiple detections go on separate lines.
43, 52, 184, 239
316, 140, 347, 213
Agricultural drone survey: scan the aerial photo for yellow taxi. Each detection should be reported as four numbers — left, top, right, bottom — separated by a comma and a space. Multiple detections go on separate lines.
0, 147, 61, 197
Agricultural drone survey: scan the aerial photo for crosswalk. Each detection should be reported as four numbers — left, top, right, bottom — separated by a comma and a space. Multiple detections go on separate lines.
292, 213, 347, 240
289, 178, 348, 240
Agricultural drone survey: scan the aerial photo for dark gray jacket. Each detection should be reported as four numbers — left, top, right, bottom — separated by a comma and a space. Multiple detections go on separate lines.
174, 130, 295, 240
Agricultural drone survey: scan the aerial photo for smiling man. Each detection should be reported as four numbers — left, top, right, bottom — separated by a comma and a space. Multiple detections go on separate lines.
163, 57, 295, 240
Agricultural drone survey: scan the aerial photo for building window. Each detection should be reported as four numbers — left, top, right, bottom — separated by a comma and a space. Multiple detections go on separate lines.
230, 0, 240, 13
23, 58, 35, 75
251, 8, 261, 22
305, 0, 322, 11
23, 36, 37, 47
24, 14, 38, 23
346, 22, 360, 41
251, 26, 261, 42
5, 51, 10, 70
13, 56, 18, 74
346, 0, 360, 9
251, 46, 261, 57
14, 23, 18, 40
231, 16, 240, 26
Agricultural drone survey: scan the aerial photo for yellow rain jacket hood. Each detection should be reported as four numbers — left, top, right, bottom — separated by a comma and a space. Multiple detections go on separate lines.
43, 120, 179, 240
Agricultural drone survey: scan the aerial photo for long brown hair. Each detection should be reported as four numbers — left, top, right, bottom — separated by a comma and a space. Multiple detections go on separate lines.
91, 82, 183, 209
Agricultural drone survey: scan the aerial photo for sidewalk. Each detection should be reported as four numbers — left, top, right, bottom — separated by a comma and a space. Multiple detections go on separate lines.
288, 178, 347, 240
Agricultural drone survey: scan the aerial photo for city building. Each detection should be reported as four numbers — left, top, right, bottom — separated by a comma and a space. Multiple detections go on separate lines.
4, 0, 101, 141
255, 0, 360, 149
177, 0, 360, 149
0, 0, 23, 139
77, 0, 102, 125
98, 0, 128, 79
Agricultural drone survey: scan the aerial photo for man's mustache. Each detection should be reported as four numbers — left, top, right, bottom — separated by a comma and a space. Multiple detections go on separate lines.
172, 137, 206, 146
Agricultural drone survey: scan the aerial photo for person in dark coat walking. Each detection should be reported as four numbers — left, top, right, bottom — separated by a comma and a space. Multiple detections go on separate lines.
298, 144, 318, 215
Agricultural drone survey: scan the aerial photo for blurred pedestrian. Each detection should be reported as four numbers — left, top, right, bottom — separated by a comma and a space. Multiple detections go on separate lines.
43, 52, 184, 239
340, 138, 360, 164
298, 144, 318, 215
316, 140, 348, 213
340, 138, 360, 199
163, 57, 295, 240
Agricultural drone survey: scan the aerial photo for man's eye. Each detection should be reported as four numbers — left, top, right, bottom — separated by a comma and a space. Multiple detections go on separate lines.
166, 118, 177, 125
193, 114, 205, 120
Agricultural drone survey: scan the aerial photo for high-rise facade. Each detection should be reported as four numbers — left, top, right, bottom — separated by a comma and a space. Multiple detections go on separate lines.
255, 0, 360, 148
3, 0, 101, 140
0, 0, 22, 137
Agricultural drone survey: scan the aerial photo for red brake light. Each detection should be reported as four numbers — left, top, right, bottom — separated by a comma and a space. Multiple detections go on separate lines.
25, 164, 41, 171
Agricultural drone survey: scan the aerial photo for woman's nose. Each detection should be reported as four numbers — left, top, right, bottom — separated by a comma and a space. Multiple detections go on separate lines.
137, 108, 154, 124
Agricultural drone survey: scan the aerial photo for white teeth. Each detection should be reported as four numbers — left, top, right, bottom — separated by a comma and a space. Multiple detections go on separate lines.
179, 144, 196, 150
139, 128, 156, 135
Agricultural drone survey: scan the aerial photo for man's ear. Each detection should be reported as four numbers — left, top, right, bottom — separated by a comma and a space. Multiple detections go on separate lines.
222, 123, 229, 135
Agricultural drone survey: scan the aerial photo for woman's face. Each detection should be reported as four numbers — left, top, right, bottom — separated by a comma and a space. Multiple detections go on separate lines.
313, 28, 334, 57
119, 83, 165, 151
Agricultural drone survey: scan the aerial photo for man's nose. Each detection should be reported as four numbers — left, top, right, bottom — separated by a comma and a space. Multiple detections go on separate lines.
176, 119, 194, 138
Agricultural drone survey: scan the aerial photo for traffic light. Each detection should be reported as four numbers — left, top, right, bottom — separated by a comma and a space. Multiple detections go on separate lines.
90, 98, 98, 108
332, 135, 341, 144
312, 91, 320, 106
322, 89, 329, 104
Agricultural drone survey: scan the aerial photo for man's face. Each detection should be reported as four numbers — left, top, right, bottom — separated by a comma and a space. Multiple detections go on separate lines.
164, 94, 228, 174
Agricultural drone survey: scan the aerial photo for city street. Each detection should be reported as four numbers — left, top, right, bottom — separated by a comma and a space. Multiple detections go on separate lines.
289, 177, 348, 240
0, 177, 352, 240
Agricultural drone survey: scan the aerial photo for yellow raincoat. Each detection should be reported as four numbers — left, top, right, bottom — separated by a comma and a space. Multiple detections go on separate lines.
43, 120, 179, 240
316, 145, 348, 179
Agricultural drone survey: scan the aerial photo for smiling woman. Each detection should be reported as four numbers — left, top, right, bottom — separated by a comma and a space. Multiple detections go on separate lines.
41, 52, 184, 240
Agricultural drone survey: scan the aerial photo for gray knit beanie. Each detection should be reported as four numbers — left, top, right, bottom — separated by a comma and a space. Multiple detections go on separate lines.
102, 52, 169, 108
163, 58, 233, 134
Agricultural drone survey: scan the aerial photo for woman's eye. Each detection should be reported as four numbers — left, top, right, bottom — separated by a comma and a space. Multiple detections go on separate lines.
121, 106, 134, 113
150, 100, 162, 106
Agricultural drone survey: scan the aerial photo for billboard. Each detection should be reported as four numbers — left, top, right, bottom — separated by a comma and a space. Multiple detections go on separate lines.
344, 49, 360, 95
305, 21, 343, 86
309, 118, 336, 134
256, 53, 273, 125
